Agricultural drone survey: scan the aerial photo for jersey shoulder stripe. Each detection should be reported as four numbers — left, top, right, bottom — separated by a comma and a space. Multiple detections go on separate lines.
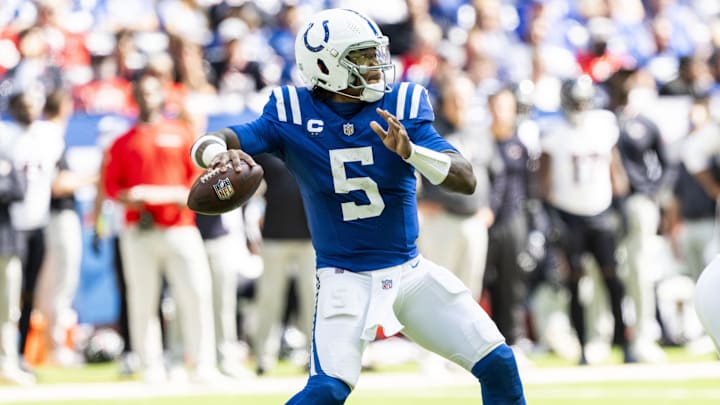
271, 86, 303, 125
392, 82, 433, 122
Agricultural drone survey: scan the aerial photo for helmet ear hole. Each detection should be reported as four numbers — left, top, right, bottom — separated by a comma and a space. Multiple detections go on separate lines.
317, 59, 329, 75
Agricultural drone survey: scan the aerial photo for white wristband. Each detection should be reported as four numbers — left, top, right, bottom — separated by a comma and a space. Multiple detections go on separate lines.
202, 142, 226, 167
191, 134, 227, 168
404, 144, 451, 185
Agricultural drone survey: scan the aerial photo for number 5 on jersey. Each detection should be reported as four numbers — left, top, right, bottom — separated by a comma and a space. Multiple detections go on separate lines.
329, 147, 385, 221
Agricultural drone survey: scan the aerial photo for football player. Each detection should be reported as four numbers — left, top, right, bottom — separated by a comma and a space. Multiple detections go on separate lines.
538, 75, 636, 364
190, 8, 526, 405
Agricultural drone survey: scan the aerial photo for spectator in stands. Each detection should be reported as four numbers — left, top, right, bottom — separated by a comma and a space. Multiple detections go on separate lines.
576, 17, 631, 83
659, 55, 714, 97
33, 0, 91, 86
72, 38, 135, 116
0, 25, 63, 111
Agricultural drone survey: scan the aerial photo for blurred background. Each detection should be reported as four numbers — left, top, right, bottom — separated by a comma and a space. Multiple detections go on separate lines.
1, 0, 719, 388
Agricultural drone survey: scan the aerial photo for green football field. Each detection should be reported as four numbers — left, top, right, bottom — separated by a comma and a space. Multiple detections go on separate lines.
1, 347, 717, 405
2, 379, 719, 405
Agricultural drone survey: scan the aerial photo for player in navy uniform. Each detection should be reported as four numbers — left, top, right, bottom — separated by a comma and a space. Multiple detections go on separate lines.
190, 9, 525, 404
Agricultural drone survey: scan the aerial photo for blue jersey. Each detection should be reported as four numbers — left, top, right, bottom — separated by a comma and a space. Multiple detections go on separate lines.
229, 83, 457, 271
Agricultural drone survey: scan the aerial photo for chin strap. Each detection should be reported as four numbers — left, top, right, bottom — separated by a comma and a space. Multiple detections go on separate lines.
403, 143, 451, 185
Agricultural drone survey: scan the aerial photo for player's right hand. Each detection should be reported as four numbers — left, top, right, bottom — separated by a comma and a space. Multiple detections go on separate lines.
209, 149, 258, 172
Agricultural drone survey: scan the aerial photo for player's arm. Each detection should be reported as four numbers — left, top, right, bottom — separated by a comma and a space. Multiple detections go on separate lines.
370, 108, 476, 194
190, 127, 258, 172
537, 152, 552, 201
610, 146, 630, 197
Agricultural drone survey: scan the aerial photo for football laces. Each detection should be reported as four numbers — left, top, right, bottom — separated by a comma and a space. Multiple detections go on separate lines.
199, 163, 234, 184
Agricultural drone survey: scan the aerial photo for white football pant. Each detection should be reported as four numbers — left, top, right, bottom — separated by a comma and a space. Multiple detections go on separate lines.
310, 255, 504, 389
695, 254, 720, 352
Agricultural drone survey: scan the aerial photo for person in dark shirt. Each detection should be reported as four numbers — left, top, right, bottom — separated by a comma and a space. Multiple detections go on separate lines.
483, 87, 534, 353
417, 74, 494, 303
608, 68, 670, 363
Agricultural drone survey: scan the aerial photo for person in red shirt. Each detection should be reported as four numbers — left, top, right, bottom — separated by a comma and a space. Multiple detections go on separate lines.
102, 72, 220, 384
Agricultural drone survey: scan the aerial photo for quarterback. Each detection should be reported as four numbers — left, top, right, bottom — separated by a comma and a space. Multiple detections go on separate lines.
191, 8, 526, 404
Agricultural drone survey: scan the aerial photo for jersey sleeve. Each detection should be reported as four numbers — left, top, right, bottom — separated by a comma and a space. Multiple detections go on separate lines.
390, 82, 457, 153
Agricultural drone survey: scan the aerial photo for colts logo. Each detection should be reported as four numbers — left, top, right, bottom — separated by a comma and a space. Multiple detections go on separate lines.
303, 20, 330, 52
343, 123, 355, 136
213, 178, 235, 201
381, 279, 393, 290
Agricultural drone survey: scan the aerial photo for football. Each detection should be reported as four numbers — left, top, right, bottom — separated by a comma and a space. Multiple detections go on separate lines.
187, 161, 264, 215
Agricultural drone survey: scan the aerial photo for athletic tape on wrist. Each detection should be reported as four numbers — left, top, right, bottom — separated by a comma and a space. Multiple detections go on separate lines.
404, 144, 451, 185
191, 134, 227, 168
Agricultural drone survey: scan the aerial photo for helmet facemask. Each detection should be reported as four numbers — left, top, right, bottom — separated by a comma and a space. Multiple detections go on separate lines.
340, 39, 395, 102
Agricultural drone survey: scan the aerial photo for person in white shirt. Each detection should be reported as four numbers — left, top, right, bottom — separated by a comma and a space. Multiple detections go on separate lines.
682, 111, 720, 352
538, 75, 635, 364
2, 90, 65, 366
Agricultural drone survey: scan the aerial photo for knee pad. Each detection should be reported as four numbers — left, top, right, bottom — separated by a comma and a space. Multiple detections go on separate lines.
471, 344, 526, 405
285, 374, 351, 405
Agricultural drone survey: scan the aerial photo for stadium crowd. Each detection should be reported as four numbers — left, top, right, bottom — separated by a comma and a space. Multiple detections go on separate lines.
1, 0, 720, 386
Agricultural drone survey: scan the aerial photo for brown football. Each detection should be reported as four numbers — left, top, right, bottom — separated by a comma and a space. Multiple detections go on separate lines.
187, 161, 264, 215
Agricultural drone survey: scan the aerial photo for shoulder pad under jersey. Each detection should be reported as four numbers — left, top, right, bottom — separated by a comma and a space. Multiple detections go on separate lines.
263, 85, 308, 126
386, 82, 435, 123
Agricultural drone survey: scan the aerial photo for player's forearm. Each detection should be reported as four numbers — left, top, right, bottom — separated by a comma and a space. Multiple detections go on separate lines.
439, 152, 476, 195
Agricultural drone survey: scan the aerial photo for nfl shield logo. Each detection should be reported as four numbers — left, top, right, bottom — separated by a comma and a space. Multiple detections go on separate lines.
343, 122, 354, 136
213, 178, 235, 200
382, 279, 392, 290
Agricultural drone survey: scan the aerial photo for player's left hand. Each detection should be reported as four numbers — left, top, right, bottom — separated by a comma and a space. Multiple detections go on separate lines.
370, 108, 412, 159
